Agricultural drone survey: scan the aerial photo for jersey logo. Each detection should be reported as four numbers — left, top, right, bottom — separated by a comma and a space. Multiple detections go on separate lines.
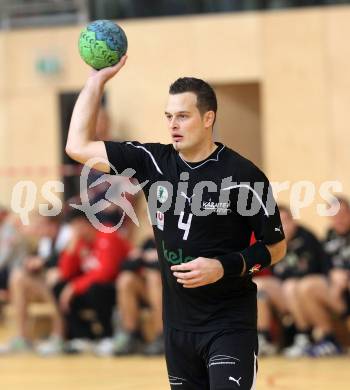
249, 264, 262, 274
169, 375, 187, 386
208, 355, 240, 368
180, 191, 195, 206
274, 225, 282, 233
157, 185, 169, 204
161, 240, 194, 265
229, 376, 242, 386
202, 198, 231, 214
156, 211, 164, 231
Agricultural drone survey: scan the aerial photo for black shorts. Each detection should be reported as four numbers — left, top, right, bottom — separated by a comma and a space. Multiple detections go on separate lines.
165, 327, 258, 390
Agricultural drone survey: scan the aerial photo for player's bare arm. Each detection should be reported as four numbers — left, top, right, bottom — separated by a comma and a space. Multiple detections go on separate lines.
65, 56, 127, 172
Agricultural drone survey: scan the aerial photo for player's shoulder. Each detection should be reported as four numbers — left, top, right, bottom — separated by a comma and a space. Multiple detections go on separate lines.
140, 142, 173, 154
123, 141, 173, 159
224, 146, 267, 181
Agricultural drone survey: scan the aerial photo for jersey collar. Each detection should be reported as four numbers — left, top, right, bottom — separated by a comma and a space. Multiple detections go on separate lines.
177, 142, 225, 170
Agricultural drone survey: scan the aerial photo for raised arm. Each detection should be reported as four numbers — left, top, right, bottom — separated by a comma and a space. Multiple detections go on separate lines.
65, 56, 128, 172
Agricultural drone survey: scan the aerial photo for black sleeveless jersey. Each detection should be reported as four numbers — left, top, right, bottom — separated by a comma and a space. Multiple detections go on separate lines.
105, 141, 284, 331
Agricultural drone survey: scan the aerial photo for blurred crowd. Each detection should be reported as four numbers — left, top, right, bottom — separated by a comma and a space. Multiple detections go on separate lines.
0, 106, 164, 357
0, 202, 163, 356
255, 198, 350, 358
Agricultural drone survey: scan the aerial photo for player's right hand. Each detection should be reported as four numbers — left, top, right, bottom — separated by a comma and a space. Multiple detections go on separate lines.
89, 55, 128, 85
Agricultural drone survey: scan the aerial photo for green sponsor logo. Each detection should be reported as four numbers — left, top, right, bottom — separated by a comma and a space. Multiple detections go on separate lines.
157, 185, 168, 204
161, 240, 195, 265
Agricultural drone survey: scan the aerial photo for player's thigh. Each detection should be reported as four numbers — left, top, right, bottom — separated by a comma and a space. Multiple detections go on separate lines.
207, 329, 258, 390
165, 328, 209, 390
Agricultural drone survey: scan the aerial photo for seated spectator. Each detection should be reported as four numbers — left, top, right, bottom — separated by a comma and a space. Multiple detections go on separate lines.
0, 207, 13, 316
296, 196, 350, 357
38, 208, 131, 355
95, 237, 163, 356
255, 205, 328, 357
0, 214, 69, 354
0, 209, 28, 302
0, 206, 10, 304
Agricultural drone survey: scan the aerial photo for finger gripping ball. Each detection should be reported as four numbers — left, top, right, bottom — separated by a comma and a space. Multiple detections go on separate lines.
78, 20, 128, 70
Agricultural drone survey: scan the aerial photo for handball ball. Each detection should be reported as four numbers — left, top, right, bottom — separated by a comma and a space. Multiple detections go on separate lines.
78, 20, 127, 70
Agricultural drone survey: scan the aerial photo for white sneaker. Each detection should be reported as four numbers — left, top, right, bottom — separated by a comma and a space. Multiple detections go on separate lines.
283, 334, 310, 358
94, 338, 115, 357
94, 332, 142, 357
36, 335, 64, 356
0, 337, 32, 354
258, 334, 277, 357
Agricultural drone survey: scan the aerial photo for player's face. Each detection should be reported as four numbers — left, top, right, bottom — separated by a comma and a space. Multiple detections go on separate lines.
165, 92, 211, 153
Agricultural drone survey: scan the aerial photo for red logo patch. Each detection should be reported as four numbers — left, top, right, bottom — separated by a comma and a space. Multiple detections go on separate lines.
249, 264, 262, 274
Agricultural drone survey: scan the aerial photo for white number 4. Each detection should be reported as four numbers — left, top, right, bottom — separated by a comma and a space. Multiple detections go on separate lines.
178, 211, 193, 240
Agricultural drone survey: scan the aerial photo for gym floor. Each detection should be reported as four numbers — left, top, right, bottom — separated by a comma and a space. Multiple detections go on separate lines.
0, 354, 349, 389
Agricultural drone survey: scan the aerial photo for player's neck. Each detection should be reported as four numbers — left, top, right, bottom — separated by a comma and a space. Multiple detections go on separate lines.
179, 141, 218, 163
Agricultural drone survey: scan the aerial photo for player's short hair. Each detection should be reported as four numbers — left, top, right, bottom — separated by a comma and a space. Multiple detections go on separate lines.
169, 77, 217, 117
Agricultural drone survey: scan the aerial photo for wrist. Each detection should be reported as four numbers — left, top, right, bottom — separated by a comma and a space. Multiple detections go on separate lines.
241, 242, 271, 275
216, 253, 245, 277
216, 242, 271, 278
85, 77, 105, 93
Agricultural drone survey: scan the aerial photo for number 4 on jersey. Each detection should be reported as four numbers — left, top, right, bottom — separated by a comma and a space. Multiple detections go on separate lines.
178, 211, 193, 240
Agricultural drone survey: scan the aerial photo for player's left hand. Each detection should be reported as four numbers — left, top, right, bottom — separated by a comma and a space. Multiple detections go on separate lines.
171, 258, 224, 288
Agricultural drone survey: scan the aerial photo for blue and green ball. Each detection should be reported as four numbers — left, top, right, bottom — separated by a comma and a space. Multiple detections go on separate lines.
78, 20, 128, 70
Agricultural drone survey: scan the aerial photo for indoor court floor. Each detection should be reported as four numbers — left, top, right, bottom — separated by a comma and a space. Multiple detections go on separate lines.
0, 354, 349, 389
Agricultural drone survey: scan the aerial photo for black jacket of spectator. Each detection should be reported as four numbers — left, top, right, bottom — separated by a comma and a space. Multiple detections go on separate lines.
272, 226, 328, 280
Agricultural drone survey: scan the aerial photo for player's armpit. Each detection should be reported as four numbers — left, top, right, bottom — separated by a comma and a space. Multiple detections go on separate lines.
65, 140, 110, 173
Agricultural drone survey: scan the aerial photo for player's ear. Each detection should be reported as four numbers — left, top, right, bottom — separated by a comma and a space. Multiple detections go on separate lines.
203, 111, 215, 128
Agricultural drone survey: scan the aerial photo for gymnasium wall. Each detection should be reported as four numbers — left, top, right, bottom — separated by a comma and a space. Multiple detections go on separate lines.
0, 6, 349, 236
